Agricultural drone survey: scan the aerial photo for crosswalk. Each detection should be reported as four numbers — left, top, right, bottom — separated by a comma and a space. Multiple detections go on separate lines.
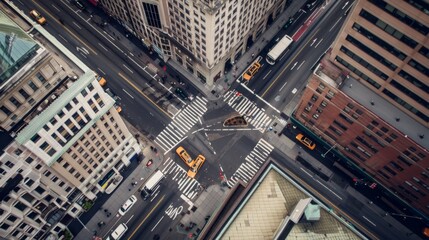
161, 157, 201, 200
226, 138, 274, 188
155, 96, 208, 153
223, 91, 273, 132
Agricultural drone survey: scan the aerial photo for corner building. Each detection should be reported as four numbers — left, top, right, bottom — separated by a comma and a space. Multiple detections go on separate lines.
330, 0, 429, 127
293, 59, 429, 217
0, 3, 139, 239
100, 0, 289, 87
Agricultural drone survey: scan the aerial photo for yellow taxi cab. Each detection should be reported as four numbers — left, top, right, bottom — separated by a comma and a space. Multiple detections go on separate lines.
29, 10, 46, 25
176, 146, 194, 168
296, 133, 316, 150
98, 76, 107, 87
243, 62, 261, 81
187, 155, 205, 178
114, 104, 122, 113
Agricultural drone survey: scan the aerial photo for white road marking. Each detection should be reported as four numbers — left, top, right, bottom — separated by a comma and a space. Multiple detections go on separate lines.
151, 216, 164, 232
122, 89, 134, 99
362, 216, 376, 227
123, 64, 134, 73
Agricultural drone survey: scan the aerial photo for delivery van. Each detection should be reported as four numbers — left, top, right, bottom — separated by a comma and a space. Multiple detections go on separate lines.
140, 170, 165, 200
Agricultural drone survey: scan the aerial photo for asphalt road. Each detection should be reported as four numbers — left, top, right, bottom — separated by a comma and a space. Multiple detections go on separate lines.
13, 0, 423, 239
240, 0, 350, 111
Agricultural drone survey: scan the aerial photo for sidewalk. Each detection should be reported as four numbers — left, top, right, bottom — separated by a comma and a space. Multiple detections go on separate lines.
72, 119, 164, 240
178, 184, 230, 239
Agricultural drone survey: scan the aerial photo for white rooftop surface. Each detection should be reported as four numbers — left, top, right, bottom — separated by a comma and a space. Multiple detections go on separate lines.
341, 77, 429, 150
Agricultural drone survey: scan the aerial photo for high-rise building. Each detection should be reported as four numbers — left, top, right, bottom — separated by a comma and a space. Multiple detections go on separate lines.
0, 3, 140, 239
100, 0, 290, 87
329, 0, 429, 127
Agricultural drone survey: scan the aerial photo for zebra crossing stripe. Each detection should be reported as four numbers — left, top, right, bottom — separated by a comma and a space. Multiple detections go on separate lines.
154, 139, 168, 152
174, 115, 193, 130
241, 163, 257, 176
188, 191, 198, 200
236, 166, 253, 182
183, 180, 198, 195
179, 177, 192, 191
258, 141, 274, 152
247, 107, 258, 117
162, 157, 172, 166
252, 149, 267, 161
193, 99, 207, 112
245, 160, 259, 172
184, 181, 199, 195
172, 169, 183, 181
177, 173, 189, 186
162, 159, 175, 172
240, 100, 253, 114
164, 127, 182, 142
156, 134, 174, 149
170, 122, 186, 135
246, 156, 262, 166
224, 91, 233, 99
188, 104, 204, 116
236, 99, 249, 113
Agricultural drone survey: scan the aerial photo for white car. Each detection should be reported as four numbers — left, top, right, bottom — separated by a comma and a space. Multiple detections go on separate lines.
118, 195, 137, 216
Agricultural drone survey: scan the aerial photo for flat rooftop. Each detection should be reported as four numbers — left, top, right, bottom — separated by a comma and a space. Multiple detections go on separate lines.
201, 160, 366, 240
315, 52, 428, 151
0, 7, 39, 89
341, 77, 429, 150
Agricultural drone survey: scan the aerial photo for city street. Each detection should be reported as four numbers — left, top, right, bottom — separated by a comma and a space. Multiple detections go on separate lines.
13, 0, 425, 239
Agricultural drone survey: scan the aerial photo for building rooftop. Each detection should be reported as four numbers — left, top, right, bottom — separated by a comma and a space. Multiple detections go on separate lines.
341, 77, 429, 151
200, 160, 366, 240
0, 8, 40, 89
315, 52, 428, 151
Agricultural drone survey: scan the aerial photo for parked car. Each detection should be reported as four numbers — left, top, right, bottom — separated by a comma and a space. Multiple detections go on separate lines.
73, 0, 85, 10
296, 133, 316, 150
284, 17, 294, 29
118, 195, 137, 216
107, 223, 128, 240
29, 10, 46, 25
175, 87, 188, 100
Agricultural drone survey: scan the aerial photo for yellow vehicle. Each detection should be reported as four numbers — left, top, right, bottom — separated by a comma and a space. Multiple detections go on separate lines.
98, 76, 107, 87
243, 62, 261, 81
187, 155, 205, 178
114, 104, 122, 113
296, 133, 316, 150
29, 10, 46, 25
176, 147, 194, 168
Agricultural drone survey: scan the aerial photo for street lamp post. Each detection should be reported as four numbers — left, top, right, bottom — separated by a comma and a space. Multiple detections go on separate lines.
321, 143, 337, 158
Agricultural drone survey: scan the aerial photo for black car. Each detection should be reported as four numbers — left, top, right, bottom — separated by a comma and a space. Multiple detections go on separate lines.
73, 0, 85, 10
284, 17, 294, 29
175, 87, 188, 100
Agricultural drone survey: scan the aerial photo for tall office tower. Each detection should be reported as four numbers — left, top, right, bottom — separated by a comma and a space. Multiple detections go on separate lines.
329, 0, 429, 127
0, 3, 140, 239
100, 0, 289, 87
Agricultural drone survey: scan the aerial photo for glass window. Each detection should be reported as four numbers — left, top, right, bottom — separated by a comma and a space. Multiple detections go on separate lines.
28, 81, 38, 91
9, 97, 21, 108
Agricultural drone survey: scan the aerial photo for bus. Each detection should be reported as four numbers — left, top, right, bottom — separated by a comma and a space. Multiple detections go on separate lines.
266, 35, 293, 65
